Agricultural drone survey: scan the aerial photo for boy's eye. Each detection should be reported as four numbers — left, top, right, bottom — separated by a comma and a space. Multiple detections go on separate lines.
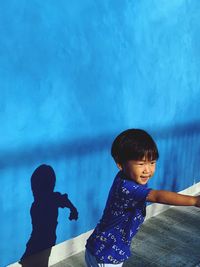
135, 161, 156, 166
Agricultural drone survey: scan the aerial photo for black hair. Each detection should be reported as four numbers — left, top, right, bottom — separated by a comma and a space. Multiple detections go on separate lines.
111, 129, 159, 164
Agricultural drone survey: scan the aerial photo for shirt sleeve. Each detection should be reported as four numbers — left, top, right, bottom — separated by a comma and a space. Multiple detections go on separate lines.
119, 179, 152, 206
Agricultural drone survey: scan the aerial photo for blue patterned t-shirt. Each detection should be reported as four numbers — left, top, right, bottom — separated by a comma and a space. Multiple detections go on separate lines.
86, 171, 151, 264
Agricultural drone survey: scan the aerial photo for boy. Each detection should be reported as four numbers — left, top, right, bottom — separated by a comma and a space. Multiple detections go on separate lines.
85, 129, 200, 267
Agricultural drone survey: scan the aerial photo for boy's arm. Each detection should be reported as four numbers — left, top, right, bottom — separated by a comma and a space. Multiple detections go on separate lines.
147, 190, 200, 207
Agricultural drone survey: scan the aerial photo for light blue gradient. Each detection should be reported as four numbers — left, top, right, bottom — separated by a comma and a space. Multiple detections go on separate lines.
1, 1, 200, 266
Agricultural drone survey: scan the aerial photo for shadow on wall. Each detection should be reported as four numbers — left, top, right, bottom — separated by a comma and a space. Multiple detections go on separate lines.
0, 120, 200, 170
151, 121, 200, 192
0, 134, 112, 169
19, 164, 78, 267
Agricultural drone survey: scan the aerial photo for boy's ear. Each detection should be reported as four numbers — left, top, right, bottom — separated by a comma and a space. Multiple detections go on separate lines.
117, 163, 122, 170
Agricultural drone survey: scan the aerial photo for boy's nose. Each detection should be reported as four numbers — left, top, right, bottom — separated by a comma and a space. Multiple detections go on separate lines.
143, 164, 151, 173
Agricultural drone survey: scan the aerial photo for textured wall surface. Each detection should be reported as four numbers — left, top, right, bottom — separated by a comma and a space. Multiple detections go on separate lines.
1, 1, 200, 266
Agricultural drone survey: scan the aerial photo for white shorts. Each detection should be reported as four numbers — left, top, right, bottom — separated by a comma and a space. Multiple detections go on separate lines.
85, 249, 124, 267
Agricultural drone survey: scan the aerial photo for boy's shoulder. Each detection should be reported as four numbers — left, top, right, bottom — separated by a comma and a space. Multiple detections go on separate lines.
115, 171, 143, 189
112, 171, 151, 202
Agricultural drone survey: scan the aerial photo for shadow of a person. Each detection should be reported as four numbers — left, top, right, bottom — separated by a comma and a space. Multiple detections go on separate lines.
19, 164, 78, 267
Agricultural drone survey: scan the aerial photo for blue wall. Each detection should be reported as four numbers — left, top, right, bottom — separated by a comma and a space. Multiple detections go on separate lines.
1, 1, 200, 266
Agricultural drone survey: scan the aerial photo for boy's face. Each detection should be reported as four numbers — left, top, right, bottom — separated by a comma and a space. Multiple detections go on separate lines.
118, 157, 156, 185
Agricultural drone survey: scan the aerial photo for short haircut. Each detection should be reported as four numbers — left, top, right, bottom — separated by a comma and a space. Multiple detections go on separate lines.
111, 129, 159, 164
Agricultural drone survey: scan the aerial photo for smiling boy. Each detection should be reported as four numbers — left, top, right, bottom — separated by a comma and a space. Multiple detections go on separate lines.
85, 129, 200, 267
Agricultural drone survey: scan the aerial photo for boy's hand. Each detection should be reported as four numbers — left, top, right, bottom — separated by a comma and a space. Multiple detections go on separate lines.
195, 196, 200, 207
69, 208, 78, 220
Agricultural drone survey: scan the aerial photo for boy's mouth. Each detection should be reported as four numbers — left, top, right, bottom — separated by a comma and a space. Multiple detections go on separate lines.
140, 176, 150, 181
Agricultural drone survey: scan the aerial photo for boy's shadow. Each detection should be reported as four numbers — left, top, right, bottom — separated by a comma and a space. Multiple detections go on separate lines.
19, 164, 78, 267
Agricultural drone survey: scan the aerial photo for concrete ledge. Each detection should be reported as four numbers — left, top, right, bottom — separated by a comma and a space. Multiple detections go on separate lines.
7, 182, 200, 267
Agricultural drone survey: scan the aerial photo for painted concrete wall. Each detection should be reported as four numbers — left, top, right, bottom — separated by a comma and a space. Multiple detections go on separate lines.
1, 0, 200, 266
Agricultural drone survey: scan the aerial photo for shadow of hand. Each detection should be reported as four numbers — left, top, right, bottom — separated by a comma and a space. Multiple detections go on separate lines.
69, 208, 78, 221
